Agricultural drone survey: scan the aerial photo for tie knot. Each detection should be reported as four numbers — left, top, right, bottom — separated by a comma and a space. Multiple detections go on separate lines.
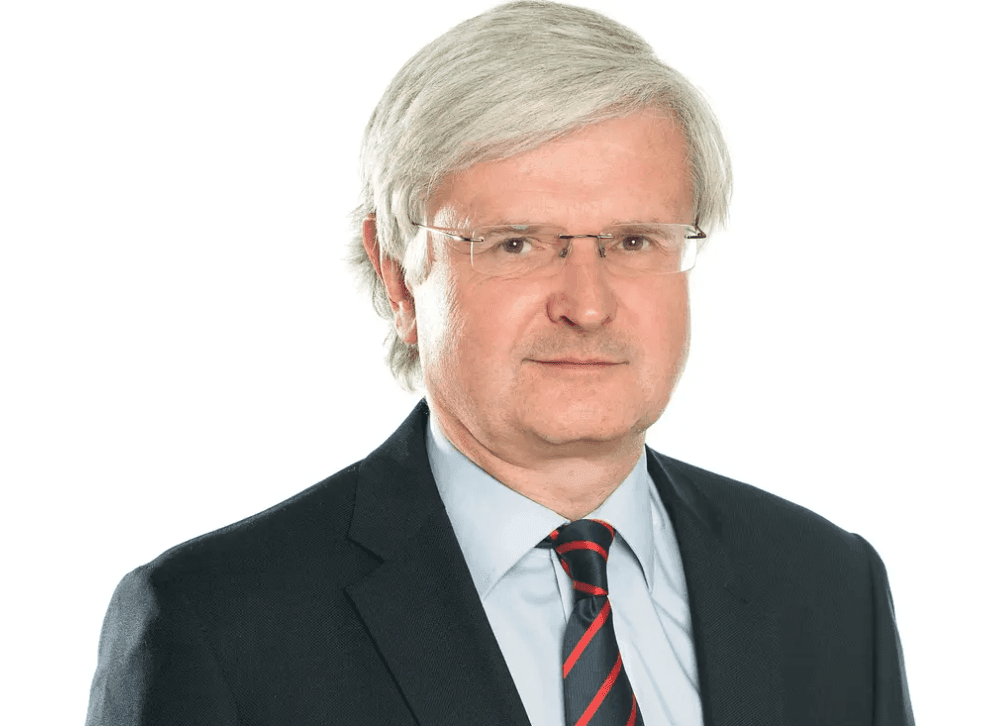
549, 519, 616, 600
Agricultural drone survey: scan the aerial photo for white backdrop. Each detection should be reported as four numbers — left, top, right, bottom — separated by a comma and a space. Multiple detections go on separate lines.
1, 1, 992, 723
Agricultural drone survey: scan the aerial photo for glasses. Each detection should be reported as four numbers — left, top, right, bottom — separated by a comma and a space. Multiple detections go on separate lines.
412, 221, 706, 278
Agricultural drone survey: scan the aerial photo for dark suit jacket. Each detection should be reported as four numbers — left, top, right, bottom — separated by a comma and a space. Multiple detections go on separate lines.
85, 400, 914, 725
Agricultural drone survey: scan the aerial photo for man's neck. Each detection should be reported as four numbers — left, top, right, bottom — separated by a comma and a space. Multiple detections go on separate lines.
431, 409, 645, 520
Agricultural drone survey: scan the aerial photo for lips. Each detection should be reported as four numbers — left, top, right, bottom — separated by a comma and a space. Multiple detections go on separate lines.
531, 359, 623, 365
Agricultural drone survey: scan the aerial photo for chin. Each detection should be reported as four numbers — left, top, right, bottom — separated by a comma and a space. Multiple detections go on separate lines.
520, 397, 650, 447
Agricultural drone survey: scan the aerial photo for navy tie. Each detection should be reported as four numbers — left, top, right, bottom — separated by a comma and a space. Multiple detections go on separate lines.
548, 519, 643, 726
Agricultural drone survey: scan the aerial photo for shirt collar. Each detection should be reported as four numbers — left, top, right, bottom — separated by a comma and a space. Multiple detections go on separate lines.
426, 411, 656, 599
587, 449, 656, 592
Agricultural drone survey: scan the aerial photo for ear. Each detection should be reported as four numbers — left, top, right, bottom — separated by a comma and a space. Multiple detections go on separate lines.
362, 215, 418, 345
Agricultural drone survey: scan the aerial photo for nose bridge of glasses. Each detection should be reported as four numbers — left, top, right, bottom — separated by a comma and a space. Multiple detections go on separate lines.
557, 233, 610, 260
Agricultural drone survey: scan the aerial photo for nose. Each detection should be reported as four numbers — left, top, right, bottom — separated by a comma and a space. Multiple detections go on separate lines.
546, 237, 616, 329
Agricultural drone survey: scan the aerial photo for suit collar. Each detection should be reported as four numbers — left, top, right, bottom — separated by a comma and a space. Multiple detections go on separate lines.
347, 399, 440, 561
346, 400, 531, 726
648, 449, 788, 726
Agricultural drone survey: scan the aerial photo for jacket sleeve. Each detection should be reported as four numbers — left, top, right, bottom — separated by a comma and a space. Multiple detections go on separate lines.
84, 565, 239, 726
857, 536, 916, 726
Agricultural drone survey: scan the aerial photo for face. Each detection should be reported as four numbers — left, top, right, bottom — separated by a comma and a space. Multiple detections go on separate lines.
398, 110, 694, 462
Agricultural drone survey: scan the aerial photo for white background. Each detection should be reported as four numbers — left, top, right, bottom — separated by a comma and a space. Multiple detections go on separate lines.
1, 1, 993, 723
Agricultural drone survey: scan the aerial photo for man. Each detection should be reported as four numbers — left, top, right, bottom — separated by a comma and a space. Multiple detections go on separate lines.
85, 2, 914, 724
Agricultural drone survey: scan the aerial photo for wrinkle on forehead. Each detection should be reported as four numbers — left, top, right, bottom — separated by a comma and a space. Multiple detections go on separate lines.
427, 111, 694, 233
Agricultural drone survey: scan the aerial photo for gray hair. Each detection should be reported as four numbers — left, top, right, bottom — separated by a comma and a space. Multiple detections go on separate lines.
348, 0, 732, 391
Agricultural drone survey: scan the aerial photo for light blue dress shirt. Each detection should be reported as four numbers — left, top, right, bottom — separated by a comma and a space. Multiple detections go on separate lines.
426, 412, 704, 726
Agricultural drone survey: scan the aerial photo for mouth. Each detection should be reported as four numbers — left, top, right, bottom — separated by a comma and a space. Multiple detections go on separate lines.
529, 359, 625, 366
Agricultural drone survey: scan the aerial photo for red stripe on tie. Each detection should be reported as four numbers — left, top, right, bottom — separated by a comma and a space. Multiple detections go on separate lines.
591, 519, 615, 539
625, 693, 638, 726
572, 581, 608, 597
563, 600, 611, 677
574, 653, 623, 726
549, 529, 561, 540
556, 540, 609, 560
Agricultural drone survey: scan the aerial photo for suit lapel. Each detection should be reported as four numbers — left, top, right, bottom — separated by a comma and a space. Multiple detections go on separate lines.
345, 401, 531, 726
648, 450, 788, 726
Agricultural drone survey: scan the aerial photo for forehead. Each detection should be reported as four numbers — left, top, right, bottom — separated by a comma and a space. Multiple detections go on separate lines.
427, 111, 694, 229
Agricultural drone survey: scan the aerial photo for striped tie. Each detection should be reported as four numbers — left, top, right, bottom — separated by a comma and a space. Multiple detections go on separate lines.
549, 519, 643, 726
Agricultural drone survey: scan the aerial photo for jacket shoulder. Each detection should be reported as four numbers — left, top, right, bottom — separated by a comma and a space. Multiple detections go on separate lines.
652, 452, 872, 572
137, 460, 371, 602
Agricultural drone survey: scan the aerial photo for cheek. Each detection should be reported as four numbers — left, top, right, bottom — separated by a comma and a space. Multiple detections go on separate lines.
413, 265, 461, 372
416, 271, 523, 380
666, 287, 692, 375
457, 279, 543, 355
669, 287, 691, 346
636, 279, 690, 366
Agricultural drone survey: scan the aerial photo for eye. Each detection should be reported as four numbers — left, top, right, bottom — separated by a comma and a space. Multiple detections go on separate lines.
497, 236, 534, 255
618, 235, 651, 251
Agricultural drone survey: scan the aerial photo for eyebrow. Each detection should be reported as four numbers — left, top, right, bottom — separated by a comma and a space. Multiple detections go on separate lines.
471, 219, 689, 229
